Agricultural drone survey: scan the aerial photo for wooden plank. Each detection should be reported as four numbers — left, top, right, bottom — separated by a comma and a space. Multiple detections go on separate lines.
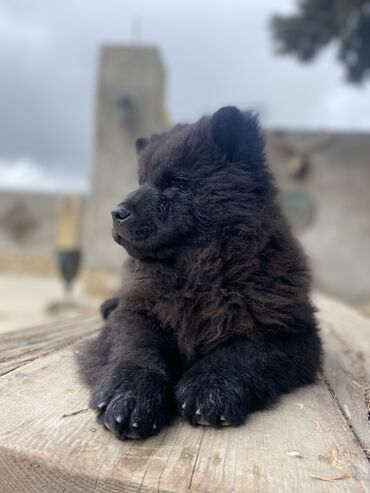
0, 315, 101, 376
0, 296, 369, 492
315, 294, 370, 456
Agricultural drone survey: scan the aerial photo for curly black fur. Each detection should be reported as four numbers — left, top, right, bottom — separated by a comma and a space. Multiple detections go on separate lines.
77, 106, 322, 439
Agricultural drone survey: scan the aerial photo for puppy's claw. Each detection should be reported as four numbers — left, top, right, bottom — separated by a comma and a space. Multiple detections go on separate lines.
104, 421, 116, 433
220, 415, 231, 426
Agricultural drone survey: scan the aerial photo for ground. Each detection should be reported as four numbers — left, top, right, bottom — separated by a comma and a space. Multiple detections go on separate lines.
0, 274, 101, 333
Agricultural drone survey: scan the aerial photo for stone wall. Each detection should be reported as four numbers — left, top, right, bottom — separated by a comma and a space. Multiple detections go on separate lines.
0, 191, 85, 275
83, 45, 167, 294
0, 191, 59, 274
266, 131, 370, 303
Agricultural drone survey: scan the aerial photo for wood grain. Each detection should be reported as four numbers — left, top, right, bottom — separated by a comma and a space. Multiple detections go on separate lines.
0, 315, 101, 376
0, 295, 369, 492
315, 294, 370, 457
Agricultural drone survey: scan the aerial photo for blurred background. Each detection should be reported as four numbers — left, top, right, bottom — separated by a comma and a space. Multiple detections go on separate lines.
0, 0, 369, 332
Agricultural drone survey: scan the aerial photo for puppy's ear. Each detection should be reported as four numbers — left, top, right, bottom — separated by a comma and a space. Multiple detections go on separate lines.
210, 106, 264, 164
135, 138, 148, 155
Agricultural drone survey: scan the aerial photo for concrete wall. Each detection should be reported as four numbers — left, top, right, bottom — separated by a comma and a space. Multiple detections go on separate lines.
0, 191, 59, 274
266, 132, 370, 303
0, 191, 85, 275
83, 45, 167, 294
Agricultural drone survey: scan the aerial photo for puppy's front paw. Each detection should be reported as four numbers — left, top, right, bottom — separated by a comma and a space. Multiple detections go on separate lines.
91, 369, 171, 439
175, 368, 248, 427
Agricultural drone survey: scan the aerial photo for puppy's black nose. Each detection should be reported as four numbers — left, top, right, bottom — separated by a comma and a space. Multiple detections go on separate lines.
111, 205, 131, 223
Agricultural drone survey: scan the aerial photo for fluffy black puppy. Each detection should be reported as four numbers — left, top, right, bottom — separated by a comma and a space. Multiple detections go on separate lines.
77, 106, 322, 439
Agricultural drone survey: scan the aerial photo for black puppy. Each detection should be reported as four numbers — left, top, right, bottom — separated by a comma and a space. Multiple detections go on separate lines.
77, 106, 322, 439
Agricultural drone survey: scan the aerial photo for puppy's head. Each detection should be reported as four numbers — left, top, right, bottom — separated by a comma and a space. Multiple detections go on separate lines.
112, 106, 271, 259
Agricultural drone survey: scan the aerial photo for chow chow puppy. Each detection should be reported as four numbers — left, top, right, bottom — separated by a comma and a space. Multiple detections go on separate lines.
77, 106, 321, 439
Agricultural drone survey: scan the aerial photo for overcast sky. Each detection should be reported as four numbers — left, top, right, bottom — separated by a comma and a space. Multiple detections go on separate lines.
1, 0, 369, 192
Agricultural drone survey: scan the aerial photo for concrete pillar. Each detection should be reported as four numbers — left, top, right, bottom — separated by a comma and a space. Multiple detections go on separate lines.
84, 45, 166, 295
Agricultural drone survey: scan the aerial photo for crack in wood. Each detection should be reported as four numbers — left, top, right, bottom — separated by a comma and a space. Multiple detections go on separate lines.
322, 373, 370, 462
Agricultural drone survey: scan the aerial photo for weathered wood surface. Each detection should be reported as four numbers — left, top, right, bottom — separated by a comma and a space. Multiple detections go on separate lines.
0, 294, 369, 493
0, 315, 101, 376
314, 295, 370, 458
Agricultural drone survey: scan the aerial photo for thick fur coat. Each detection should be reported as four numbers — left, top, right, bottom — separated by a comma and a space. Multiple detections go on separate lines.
77, 106, 322, 439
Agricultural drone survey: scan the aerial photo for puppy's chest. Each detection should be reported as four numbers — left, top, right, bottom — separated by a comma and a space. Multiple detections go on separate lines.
149, 272, 215, 330
126, 258, 256, 357
145, 267, 251, 343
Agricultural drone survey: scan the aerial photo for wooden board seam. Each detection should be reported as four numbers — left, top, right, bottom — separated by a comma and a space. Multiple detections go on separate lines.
187, 428, 206, 491
321, 373, 370, 461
